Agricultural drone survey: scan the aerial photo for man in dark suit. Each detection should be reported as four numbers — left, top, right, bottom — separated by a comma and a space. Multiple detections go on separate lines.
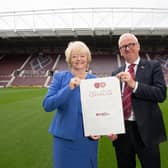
112, 33, 167, 168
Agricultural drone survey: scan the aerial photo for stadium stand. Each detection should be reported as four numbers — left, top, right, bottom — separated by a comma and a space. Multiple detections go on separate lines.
0, 8, 168, 87
0, 47, 168, 88
11, 53, 59, 87
0, 54, 28, 87
90, 52, 118, 76
55, 54, 68, 71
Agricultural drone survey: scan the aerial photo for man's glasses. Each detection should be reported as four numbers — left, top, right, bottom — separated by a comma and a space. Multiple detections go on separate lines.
119, 43, 137, 51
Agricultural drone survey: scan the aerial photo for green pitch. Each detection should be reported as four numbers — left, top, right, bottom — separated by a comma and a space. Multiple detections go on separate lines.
0, 88, 167, 168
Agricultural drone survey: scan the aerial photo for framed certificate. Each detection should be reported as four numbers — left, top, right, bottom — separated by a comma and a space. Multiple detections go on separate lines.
80, 76, 125, 136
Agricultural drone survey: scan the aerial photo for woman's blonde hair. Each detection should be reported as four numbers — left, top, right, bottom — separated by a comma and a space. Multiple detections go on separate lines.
65, 41, 91, 68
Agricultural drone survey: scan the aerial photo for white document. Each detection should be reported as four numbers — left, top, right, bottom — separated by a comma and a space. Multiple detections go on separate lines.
80, 76, 125, 136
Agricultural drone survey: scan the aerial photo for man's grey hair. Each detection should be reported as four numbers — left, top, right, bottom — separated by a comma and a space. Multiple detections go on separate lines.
118, 33, 139, 46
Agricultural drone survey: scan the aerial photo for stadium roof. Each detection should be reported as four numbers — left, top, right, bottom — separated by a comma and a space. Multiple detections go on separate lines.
0, 7, 168, 38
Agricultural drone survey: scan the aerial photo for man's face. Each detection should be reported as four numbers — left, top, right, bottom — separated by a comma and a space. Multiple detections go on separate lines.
119, 35, 140, 63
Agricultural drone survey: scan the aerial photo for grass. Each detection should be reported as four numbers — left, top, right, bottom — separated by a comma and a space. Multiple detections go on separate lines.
0, 88, 53, 168
0, 88, 167, 168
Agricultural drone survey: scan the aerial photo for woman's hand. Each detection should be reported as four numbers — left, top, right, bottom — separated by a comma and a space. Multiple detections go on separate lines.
89, 135, 101, 140
69, 77, 81, 90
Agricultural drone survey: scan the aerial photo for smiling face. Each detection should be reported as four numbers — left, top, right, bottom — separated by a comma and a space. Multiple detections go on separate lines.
119, 33, 140, 63
70, 48, 88, 71
65, 41, 91, 71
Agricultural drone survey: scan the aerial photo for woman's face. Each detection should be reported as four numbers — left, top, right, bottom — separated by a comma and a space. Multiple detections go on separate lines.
70, 48, 88, 71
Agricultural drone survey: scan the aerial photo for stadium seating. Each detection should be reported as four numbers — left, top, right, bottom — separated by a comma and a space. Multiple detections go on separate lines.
90, 52, 118, 77
0, 47, 168, 87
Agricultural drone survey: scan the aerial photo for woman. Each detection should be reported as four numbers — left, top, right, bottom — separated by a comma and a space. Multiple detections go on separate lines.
42, 41, 100, 168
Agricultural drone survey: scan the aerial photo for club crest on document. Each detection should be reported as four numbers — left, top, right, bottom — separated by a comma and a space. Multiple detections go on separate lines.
94, 82, 106, 88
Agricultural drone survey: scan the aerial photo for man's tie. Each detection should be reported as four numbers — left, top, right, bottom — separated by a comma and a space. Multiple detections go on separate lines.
122, 64, 135, 120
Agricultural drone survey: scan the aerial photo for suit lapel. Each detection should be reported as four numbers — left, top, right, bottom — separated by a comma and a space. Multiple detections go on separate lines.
120, 64, 126, 72
119, 65, 126, 90
135, 59, 146, 80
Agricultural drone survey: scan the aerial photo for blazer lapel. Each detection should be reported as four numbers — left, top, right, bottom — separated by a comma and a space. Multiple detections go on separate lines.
119, 65, 126, 90
135, 58, 146, 81
121, 64, 126, 72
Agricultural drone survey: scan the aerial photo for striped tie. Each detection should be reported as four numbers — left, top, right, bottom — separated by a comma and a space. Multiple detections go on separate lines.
122, 64, 135, 120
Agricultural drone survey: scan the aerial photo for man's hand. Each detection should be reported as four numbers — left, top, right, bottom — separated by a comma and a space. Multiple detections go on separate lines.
116, 72, 136, 89
107, 134, 118, 141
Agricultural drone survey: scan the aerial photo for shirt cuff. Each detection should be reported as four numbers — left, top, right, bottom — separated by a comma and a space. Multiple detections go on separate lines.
133, 81, 138, 93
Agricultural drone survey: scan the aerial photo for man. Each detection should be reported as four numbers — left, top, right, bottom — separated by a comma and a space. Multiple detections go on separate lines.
112, 33, 167, 168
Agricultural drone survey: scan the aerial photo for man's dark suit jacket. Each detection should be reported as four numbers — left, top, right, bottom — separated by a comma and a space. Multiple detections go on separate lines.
112, 58, 167, 147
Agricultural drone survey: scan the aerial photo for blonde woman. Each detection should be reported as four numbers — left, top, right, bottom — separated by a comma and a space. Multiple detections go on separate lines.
43, 41, 100, 168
